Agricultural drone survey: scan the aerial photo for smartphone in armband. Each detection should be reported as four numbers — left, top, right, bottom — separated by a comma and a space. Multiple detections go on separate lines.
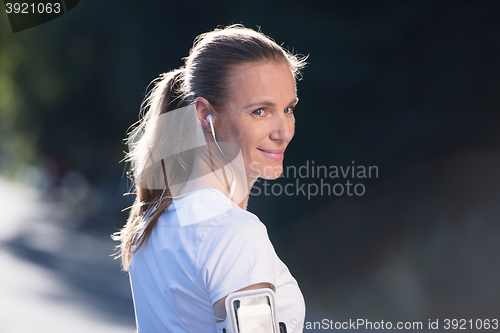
216, 289, 282, 333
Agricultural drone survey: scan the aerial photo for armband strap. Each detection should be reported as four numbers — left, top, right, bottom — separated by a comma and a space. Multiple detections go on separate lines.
215, 289, 281, 333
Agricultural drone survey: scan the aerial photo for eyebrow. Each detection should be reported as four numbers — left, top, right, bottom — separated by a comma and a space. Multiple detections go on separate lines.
244, 97, 299, 110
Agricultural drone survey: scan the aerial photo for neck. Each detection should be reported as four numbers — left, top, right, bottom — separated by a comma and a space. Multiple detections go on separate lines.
237, 176, 258, 210
180, 161, 256, 210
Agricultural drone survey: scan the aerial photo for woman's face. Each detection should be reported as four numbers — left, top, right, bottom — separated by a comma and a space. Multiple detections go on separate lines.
215, 61, 297, 183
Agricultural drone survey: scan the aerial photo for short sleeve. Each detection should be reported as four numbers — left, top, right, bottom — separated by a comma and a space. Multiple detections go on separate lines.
197, 209, 277, 305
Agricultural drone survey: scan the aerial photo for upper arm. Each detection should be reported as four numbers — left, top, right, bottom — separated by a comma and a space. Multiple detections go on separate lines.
201, 215, 277, 307
213, 282, 276, 321
201, 213, 277, 321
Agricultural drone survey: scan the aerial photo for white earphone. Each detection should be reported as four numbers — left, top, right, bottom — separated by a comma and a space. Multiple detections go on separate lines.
206, 113, 236, 199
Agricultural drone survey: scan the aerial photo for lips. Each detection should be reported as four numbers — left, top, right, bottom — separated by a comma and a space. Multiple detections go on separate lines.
258, 148, 284, 161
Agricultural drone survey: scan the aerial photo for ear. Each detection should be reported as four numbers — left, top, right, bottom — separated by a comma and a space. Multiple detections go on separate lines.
194, 97, 212, 132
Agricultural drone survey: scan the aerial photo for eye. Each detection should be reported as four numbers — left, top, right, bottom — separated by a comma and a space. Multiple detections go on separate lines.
284, 107, 294, 114
252, 108, 265, 117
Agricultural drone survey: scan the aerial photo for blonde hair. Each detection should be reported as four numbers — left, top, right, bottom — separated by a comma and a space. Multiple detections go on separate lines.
113, 24, 307, 270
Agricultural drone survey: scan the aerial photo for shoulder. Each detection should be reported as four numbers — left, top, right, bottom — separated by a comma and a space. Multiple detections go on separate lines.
197, 201, 278, 302
168, 188, 236, 227
171, 188, 267, 232
197, 199, 271, 258
200, 206, 273, 265
218, 207, 267, 238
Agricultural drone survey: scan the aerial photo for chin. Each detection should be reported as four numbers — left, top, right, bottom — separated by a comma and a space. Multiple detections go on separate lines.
247, 159, 284, 180
260, 163, 283, 180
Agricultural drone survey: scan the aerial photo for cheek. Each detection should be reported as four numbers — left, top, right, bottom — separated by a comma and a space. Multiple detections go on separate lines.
237, 125, 262, 149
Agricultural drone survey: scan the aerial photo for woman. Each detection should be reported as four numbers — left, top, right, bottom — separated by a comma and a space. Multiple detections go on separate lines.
113, 25, 307, 332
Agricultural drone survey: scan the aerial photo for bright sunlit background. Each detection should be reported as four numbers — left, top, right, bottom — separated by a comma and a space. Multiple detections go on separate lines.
1, 1, 500, 332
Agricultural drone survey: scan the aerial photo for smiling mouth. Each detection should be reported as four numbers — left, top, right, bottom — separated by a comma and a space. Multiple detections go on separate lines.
258, 148, 284, 161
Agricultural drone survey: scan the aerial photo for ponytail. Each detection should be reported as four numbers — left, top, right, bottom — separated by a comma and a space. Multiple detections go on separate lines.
112, 68, 188, 271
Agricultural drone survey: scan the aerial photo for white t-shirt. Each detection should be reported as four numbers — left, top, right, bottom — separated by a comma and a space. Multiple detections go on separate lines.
129, 188, 305, 332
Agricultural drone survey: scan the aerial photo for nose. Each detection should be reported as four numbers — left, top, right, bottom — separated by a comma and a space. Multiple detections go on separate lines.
269, 113, 294, 144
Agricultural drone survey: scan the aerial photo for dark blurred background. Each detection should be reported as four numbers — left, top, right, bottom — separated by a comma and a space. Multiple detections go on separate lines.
1, 0, 499, 331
